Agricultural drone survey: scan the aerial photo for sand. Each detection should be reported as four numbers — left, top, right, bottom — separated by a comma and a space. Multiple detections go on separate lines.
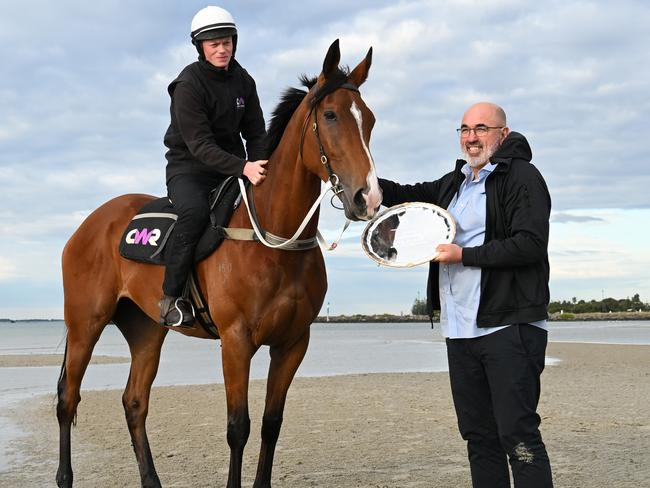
0, 354, 129, 368
2, 342, 650, 487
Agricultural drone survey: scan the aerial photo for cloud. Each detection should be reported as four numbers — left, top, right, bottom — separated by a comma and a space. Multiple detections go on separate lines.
548, 209, 650, 301
551, 213, 605, 223
2, 1, 650, 318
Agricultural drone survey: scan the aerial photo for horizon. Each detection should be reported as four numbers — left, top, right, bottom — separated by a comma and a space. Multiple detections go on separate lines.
3, 292, 648, 322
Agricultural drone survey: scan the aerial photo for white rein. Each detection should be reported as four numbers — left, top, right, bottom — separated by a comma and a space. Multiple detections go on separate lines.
236, 178, 350, 251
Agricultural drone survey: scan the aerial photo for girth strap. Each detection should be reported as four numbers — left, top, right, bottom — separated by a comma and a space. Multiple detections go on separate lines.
222, 227, 319, 250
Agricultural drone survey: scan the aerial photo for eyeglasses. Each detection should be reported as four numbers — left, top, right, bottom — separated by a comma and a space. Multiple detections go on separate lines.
456, 126, 504, 137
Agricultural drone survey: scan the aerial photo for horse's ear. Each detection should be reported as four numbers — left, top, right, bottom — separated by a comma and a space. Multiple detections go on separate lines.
349, 47, 373, 87
321, 39, 341, 80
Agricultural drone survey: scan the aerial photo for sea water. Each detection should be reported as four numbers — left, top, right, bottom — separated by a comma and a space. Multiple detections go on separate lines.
1, 320, 650, 471
0, 322, 450, 402
2, 320, 650, 402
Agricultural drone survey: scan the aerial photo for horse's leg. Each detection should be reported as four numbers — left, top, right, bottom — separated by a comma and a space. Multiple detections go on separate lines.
56, 314, 111, 487
253, 331, 310, 488
113, 300, 168, 488
221, 330, 256, 488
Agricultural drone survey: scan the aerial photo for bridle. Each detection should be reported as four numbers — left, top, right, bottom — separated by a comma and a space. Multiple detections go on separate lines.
227, 78, 362, 251
299, 80, 360, 200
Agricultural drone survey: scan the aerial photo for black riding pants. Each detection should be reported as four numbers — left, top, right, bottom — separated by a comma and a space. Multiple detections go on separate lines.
446, 324, 553, 488
163, 174, 220, 297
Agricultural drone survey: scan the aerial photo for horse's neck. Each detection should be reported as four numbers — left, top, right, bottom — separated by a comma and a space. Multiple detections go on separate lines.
252, 135, 322, 239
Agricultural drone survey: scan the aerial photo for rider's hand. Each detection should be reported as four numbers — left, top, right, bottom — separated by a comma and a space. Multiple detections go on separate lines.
243, 160, 268, 186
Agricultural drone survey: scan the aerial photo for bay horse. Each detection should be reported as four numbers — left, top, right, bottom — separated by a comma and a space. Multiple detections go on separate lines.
56, 39, 381, 488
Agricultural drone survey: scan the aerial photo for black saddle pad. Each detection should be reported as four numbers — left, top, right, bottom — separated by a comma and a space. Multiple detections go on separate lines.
119, 177, 242, 265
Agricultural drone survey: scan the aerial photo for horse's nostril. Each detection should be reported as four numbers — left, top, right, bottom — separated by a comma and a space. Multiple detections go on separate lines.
353, 189, 366, 209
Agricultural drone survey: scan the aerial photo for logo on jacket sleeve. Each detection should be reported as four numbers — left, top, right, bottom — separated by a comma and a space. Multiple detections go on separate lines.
235, 96, 245, 109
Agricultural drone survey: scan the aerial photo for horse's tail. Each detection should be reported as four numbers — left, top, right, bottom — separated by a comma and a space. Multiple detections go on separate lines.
56, 336, 68, 392
56, 333, 77, 426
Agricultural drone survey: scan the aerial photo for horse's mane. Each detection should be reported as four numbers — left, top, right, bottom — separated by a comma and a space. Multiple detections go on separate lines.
266, 67, 350, 154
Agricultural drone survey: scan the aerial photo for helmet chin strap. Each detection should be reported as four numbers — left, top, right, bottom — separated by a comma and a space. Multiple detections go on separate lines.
195, 42, 205, 61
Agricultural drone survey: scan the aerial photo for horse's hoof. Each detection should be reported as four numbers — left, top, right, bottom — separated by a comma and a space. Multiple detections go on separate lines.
142, 473, 163, 488
56, 470, 73, 488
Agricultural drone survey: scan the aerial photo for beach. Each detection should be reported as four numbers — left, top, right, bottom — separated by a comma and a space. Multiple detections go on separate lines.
2, 341, 649, 487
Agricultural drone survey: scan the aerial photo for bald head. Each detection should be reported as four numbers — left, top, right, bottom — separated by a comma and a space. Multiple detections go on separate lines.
462, 102, 507, 127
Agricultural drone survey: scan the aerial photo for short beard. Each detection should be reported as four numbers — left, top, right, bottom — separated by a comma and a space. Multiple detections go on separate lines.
462, 139, 500, 168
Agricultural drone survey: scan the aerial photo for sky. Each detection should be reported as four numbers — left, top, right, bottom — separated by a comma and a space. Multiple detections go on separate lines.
2, 0, 650, 319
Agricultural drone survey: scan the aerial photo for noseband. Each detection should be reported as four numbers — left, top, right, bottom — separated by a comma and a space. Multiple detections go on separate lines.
299, 80, 360, 197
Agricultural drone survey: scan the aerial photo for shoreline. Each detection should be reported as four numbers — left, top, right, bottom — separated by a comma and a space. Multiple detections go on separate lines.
2, 342, 650, 487
3, 311, 650, 324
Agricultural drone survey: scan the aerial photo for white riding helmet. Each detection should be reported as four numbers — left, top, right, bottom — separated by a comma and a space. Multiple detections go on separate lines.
191, 6, 237, 43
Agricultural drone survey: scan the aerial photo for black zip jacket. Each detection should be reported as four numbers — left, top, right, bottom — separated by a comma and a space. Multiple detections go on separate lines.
163, 59, 267, 184
379, 132, 551, 328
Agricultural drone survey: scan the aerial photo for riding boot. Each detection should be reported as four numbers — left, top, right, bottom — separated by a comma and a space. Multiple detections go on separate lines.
159, 295, 195, 327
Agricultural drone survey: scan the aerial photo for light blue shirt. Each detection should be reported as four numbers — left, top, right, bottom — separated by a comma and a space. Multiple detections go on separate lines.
439, 162, 547, 339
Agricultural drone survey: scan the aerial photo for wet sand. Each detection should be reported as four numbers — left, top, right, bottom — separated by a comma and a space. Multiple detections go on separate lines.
0, 354, 128, 368
2, 342, 650, 487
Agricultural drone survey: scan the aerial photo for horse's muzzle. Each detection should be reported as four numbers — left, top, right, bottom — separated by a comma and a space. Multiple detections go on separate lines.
345, 186, 382, 221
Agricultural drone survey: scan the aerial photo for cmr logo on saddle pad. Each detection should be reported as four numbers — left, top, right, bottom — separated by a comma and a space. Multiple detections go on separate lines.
126, 227, 161, 246
119, 208, 178, 265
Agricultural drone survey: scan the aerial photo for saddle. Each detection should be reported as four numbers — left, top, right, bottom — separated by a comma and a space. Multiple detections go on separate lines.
118, 176, 245, 338
119, 176, 243, 266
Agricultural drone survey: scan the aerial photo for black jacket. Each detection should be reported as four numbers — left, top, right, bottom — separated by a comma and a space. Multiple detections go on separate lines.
163, 59, 267, 183
379, 132, 551, 327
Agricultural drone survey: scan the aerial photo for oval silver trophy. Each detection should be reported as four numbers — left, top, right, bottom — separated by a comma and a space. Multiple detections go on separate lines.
361, 202, 456, 268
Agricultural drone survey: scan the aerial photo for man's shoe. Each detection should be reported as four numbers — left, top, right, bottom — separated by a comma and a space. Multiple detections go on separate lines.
159, 295, 195, 328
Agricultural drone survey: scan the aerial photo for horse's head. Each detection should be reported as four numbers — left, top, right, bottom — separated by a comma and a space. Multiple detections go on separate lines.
300, 40, 382, 221
370, 212, 402, 261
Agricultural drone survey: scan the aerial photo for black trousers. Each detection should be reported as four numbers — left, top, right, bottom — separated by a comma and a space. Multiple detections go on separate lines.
446, 324, 553, 488
162, 174, 220, 297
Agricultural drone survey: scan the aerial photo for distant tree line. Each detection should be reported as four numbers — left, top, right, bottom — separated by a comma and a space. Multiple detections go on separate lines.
548, 293, 649, 313
412, 293, 650, 315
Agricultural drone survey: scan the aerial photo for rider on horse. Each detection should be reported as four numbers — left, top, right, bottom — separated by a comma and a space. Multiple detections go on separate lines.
160, 6, 269, 327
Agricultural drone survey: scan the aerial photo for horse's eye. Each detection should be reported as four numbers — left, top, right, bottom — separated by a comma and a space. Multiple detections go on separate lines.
323, 111, 337, 121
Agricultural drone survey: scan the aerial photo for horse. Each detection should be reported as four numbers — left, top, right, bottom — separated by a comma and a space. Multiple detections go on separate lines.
56, 39, 381, 488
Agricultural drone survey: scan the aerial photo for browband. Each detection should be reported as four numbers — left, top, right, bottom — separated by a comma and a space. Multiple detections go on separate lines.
310, 79, 359, 106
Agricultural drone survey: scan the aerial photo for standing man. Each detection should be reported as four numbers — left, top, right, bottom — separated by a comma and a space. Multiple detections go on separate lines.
380, 102, 553, 487
160, 6, 269, 327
